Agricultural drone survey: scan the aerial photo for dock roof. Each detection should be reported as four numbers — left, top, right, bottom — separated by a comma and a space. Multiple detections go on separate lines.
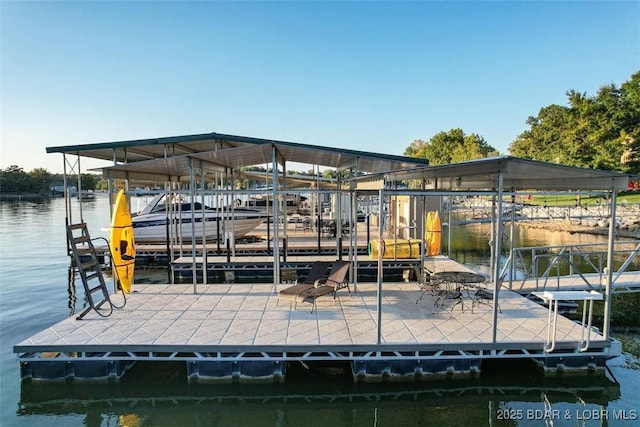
362, 155, 632, 191
46, 131, 430, 175
46, 131, 631, 191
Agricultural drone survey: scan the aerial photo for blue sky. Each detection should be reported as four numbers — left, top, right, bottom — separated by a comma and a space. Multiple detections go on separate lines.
1, 1, 638, 173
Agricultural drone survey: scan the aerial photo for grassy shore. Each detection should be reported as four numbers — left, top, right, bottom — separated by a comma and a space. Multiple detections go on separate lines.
520, 191, 640, 207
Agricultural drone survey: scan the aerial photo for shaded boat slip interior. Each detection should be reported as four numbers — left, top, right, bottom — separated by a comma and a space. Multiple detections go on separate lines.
15, 271, 617, 382
131, 193, 269, 243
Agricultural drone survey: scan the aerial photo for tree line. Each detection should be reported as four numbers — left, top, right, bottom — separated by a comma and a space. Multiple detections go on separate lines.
404, 129, 499, 165
0, 165, 103, 196
0, 164, 354, 196
404, 71, 640, 175
509, 71, 639, 174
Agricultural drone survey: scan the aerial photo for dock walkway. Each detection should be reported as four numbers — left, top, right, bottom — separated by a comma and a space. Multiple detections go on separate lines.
15, 275, 617, 382
512, 270, 640, 294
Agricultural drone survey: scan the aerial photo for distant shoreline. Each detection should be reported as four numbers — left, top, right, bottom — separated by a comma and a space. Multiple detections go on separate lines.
2, 193, 639, 238
516, 220, 640, 239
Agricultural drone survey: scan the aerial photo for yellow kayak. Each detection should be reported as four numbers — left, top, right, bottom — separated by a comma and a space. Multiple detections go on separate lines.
109, 189, 136, 293
425, 211, 442, 256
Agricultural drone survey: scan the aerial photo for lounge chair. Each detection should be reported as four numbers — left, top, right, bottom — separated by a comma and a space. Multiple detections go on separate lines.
277, 261, 331, 308
299, 260, 351, 313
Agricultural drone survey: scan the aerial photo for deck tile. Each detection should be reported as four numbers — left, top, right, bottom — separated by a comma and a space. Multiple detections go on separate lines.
15, 280, 610, 356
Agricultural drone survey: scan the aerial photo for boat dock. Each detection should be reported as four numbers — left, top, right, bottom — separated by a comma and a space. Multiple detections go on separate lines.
36, 133, 635, 384
94, 220, 375, 267
171, 254, 418, 283
169, 253, 477, 284
97, 221, 430, 283
15, 255, 619, 383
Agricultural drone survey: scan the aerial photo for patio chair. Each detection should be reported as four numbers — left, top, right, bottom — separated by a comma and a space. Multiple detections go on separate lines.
321, 220, 337, 239
414, 266, 442, 304
299, 260, 351, 313
430, 272, 465, 316
301, 216, 313, 232
340, 220, 351, 237
470, 287, 502, 314
433, 286, 464, 316
277, 261, 332, 309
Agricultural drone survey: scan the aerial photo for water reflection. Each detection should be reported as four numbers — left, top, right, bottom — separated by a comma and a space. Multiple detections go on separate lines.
67, 266, 77, 317
446, 223, 639, 279
18, 360, 620, 426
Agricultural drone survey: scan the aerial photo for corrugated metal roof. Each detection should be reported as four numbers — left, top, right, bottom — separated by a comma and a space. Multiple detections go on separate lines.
47, 132, 631, 191
46, 131, 430, 174
364, 156, 630, 191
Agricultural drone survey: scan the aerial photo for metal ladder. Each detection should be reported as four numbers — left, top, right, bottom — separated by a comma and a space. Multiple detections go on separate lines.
66, 222, 115, 320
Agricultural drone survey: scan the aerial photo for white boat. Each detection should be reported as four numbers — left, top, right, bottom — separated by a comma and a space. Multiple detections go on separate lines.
243, 193, 306, 215
132, 194, 268, 243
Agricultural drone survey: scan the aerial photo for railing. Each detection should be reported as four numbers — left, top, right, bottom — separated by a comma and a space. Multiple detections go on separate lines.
449, 199, 639, 227
499, 240, 640, 293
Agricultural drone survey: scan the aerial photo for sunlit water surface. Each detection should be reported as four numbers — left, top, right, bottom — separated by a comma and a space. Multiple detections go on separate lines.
1, 196, 638, 426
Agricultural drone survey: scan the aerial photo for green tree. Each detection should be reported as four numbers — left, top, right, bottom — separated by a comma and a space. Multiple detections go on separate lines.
322, 169, 337, 179
0, 166, 52, 194
454, 133, 499, 162
614, 73, 640, 174
0, 165, 30, 193
79, 173, 100, 191
50, 173, 65, 187
620, 135, 639, 175
29, 168, 52, 194
510, 105, 573, 164
403, 139, 429, 159
404, 129, 498, 165
509, 71, 640, 173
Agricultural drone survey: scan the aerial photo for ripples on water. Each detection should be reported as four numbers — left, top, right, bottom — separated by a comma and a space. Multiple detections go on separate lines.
1, 196, 638, 426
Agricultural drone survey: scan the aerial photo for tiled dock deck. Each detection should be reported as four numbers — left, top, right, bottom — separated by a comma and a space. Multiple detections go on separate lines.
15, 279, 616, 381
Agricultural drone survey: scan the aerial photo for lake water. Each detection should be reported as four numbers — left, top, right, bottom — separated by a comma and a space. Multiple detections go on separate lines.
1, 195, 638, 426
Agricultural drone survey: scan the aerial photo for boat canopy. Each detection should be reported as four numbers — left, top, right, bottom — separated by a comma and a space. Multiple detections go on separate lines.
46, 131, 631, 191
